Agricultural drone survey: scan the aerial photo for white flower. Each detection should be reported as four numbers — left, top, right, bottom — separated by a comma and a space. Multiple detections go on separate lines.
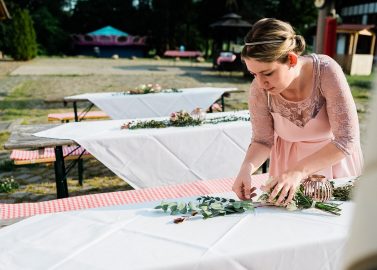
286, 202, 298, 211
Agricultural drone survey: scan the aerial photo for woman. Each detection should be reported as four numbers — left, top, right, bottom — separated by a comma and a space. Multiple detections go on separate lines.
232, 18, 363, 205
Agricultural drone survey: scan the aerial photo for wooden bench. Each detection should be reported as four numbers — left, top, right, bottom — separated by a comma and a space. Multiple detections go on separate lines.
10, 146, 91, 165
48, 111, 109, 123
9, 146, 92, 186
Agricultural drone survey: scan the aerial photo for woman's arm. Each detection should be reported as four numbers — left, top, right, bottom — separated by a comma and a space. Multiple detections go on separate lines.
233, 82, 274, 200
233, 142, 271, 200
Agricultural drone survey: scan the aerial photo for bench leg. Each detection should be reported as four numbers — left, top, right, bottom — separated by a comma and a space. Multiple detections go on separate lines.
54, 146, 69, 198
78, 158, 84, 186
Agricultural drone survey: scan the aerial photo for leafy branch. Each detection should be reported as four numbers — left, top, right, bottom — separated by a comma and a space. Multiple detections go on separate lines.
330, 180, 354, 201
155, 196, 254, 223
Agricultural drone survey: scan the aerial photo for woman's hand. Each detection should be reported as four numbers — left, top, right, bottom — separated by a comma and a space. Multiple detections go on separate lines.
261, 171, 306, 206
232, 164, 258, 201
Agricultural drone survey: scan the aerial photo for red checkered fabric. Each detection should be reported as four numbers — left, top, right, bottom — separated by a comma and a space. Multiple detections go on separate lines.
10, 146, 90, 161
48, 111, 108, 121
0, 174, 268, 220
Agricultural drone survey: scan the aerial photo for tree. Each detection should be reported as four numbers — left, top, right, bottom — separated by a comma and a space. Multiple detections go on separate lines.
8, 8, 38, 60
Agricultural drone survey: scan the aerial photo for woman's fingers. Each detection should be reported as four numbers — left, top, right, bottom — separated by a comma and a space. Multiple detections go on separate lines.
283, 187, 296, 205
275, 186, 290, 205
268, 183, 283, 203
242, 181, 252, 200
261, 177, 277, 192
232, 184, 245, 200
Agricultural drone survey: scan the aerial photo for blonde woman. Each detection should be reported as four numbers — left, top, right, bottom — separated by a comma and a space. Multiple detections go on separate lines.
232, 18, 363, 205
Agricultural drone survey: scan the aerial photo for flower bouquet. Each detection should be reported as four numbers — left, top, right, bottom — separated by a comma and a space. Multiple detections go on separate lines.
117, 83, 181, 95
258, 184, 342, 215
121, 109, 249, 130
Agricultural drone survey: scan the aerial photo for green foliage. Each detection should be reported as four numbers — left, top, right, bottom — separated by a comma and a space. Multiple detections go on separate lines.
330, 181, 354, 201
0, 159, 13, 171
0, 177, 19, 193
8, 8, 38, 60
155, 196, 254, 222
121, 113, 249, 130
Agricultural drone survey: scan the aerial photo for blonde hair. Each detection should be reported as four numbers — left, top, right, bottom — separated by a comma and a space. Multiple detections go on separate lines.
241, 18, 306, 63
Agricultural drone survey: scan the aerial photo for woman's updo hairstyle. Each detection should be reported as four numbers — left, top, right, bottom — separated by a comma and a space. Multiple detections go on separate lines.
241, 18, 305, 63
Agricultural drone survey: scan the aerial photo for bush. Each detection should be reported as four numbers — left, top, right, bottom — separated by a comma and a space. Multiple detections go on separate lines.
8, 8, 38, 60
0, 177, 19, 193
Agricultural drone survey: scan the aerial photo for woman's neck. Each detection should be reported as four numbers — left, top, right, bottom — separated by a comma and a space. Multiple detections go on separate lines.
280, 57, 312, 102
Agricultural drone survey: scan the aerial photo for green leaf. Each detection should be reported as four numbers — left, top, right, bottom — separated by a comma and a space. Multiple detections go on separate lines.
178, 203, 187, 214
188, 201, 198, 211
202, 210, 213, 219
232, 202, 241, 209
169, 204, 178, 213
210, 202, 223, 210
200, 205, 208, 211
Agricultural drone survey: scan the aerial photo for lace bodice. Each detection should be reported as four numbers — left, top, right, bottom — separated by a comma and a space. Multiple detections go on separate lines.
249, 54, 360, 155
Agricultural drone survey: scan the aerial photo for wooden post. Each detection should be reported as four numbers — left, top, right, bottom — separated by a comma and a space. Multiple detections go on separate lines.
315, 0, 335, 54
370, 34, 376, 55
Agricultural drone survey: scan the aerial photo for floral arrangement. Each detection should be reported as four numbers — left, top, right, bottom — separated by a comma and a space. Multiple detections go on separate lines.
258, 184, 342, 215
121, 110, 249, 130
114, 84, 182, 95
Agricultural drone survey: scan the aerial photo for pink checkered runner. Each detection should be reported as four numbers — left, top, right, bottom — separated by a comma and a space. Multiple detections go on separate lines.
0, 174, 268, 220
10, 146, 89, 161
48, 111, 108, 120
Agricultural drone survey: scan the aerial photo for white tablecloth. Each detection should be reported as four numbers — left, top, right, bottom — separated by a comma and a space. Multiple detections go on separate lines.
0, 192, 353, 270
65, 87, 236, 119
35, 111, 251, 188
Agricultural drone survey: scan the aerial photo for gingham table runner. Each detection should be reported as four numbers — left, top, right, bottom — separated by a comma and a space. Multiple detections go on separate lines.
0, 173, 268, 220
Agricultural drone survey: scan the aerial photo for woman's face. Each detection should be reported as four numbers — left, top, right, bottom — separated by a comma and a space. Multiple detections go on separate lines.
244, 58, 295, 95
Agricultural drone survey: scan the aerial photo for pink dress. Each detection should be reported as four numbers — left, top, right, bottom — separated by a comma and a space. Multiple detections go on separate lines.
249, 54, 363, 179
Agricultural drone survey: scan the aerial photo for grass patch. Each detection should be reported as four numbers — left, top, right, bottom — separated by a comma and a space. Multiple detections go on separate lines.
0, 131, 10, 150
20, 176, 131, 197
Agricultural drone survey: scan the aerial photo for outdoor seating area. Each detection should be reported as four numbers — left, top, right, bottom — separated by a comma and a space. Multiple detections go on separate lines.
1, 1, 376, 269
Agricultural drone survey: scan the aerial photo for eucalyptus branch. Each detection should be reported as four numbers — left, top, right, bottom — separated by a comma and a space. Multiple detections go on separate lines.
155, 196, 254, 223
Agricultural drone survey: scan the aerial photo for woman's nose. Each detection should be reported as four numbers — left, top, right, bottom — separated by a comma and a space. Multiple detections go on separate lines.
258, 77, 268, 87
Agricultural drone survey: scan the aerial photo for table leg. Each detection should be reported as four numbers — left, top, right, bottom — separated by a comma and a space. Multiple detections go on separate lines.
78, 158, 84, 186
54, 146, 69, 198
221, 95, 225, 112
73, 101, 79, 122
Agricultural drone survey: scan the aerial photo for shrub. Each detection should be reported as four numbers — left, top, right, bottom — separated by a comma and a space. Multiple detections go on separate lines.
0, 177, 19, 193
8, 8, 38, 60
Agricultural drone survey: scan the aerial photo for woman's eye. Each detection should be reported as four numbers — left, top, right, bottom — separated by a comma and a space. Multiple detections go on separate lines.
264, 72, 273, 76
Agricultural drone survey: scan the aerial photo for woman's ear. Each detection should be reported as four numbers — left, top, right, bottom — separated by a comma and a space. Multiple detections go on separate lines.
288, 52, 298, 67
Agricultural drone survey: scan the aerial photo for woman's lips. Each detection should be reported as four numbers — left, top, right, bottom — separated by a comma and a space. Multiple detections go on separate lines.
264, 87, 275, 92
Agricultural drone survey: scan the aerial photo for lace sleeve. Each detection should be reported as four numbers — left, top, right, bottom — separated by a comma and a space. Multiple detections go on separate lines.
248, 82, 274, 148
319, 55, 360, 155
